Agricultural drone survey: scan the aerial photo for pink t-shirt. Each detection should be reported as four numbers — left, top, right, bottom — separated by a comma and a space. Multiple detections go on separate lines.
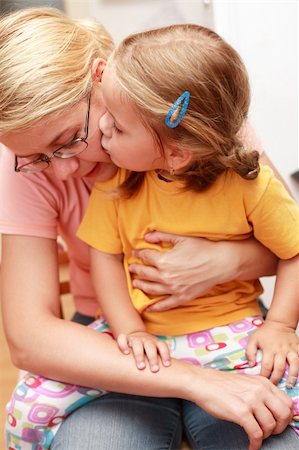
0, 121, 264, 317
0, 149, 97, 316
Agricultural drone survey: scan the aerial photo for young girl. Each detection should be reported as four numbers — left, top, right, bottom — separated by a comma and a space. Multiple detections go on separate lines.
77, 24, 299, 435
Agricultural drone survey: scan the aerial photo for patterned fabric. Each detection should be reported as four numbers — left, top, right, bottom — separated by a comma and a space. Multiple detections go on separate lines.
6, 316, 299, 449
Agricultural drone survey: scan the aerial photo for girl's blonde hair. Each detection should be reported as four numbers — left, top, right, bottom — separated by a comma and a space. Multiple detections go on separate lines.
0, 7, 114, 133
110, 24, 259, 196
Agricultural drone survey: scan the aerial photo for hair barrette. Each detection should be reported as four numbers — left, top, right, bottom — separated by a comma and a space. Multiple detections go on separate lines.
165, 91, 190, 128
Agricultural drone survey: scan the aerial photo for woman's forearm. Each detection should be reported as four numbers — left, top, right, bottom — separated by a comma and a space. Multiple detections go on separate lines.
226, 237, 278, 281
8, 315, 293, 450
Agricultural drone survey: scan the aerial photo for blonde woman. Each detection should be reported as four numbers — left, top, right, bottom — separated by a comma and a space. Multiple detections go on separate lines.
0, 8, 294, 450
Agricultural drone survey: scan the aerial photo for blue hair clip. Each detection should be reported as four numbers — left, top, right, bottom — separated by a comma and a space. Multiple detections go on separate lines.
165, 91, 190, 128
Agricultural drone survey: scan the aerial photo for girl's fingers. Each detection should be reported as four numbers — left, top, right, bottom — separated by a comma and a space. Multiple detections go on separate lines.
117, 334, 130, 355
129, 338, 146, 370
156, 341, 171, 367
285, 351, 299, 388
143, 339, 160, 372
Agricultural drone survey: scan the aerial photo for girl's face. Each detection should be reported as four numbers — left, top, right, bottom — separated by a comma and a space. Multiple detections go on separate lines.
99, 65, 166, 172
0, 88, 116, 182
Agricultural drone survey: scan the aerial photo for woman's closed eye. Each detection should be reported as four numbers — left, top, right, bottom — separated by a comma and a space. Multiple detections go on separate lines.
18, 153, 43, 163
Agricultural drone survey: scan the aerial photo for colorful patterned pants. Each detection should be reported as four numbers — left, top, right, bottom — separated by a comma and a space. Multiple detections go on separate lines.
5, 316, 299, 449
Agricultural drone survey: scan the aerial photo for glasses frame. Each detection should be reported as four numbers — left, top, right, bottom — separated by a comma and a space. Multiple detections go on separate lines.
15, 92, 91, 173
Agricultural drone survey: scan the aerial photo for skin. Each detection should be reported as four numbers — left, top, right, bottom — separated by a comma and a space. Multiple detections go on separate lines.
0, 69, 295, 449
98, 61, 299, 384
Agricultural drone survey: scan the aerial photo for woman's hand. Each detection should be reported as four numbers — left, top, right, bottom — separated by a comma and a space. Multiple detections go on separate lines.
188, 367, 294, 450
129, 231, 277, 312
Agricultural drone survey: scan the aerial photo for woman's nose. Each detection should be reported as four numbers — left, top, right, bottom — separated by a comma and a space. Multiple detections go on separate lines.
50, 157, 80, 180
99, 112, 113, 137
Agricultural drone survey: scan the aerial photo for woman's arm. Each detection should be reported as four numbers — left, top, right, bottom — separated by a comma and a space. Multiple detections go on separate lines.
129, 234, 278, 312
1, 235, 293, 450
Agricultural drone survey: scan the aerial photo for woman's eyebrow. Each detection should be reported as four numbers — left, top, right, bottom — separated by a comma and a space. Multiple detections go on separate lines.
48, 127, 75, 147
15, 152, 37, 158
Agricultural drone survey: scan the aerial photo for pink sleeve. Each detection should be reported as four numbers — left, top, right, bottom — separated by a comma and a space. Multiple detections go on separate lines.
238, 120, 265, 155
0, 148, 58, 238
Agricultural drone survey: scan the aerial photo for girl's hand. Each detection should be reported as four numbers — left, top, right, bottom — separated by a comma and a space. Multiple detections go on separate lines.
246, 321, 299, 386
117, 331, 171, 373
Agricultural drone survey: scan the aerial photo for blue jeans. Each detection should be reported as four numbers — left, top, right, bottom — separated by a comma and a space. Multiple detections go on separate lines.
51, 397, 298, 449
51, 394, 182, 449
183, 401, 298, 450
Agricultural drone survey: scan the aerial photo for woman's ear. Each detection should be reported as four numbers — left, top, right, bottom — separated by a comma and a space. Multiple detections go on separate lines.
165, 146, 193, 172
91, 58, 107, 83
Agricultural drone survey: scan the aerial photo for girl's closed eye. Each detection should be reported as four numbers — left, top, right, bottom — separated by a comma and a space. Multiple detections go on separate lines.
113, 123, 122, 133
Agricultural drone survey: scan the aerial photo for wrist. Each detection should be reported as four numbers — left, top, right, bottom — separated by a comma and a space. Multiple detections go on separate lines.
263, 318, 297, 331
174, 362, 206, 404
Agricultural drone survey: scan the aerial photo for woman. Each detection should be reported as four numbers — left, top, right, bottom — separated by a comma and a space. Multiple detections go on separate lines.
0, 8, 295, 450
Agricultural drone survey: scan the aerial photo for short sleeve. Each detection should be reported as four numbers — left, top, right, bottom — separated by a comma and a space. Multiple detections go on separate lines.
245, 166, 299, 259
77, 170, 125, 254
0, 149, 58, 238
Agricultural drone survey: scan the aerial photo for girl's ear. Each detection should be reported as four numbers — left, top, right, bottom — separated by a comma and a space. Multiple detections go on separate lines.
165, 146, 193, 172
91, 58, 107, 82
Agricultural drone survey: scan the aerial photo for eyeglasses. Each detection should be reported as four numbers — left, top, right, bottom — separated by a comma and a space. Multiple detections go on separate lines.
14, 93, 91, 173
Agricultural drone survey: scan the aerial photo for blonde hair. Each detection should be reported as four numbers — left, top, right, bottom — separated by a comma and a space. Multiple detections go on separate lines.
110, 24, 259, 197
0, 7, 114, 133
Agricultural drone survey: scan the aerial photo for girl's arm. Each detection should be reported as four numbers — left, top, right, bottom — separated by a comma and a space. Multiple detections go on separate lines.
246, 254, 299, 385
1, 235, 293, 450
90, 248, 145, 336
90, 247, 171, 371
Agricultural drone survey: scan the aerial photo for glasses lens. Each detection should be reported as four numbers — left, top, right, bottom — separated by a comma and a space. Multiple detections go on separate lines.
54, 140, 88, 158
18, 159, 49, 173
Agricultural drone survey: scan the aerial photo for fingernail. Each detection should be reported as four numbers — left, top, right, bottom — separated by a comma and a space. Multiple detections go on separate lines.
151, 364, 159, 372
164, 360, 171, 367
137, 362, 146, 369
286, 376, 297, 389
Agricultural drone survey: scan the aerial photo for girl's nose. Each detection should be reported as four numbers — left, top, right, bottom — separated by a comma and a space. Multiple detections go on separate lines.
50, 157, 80, 180
99, 111, 113, 137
